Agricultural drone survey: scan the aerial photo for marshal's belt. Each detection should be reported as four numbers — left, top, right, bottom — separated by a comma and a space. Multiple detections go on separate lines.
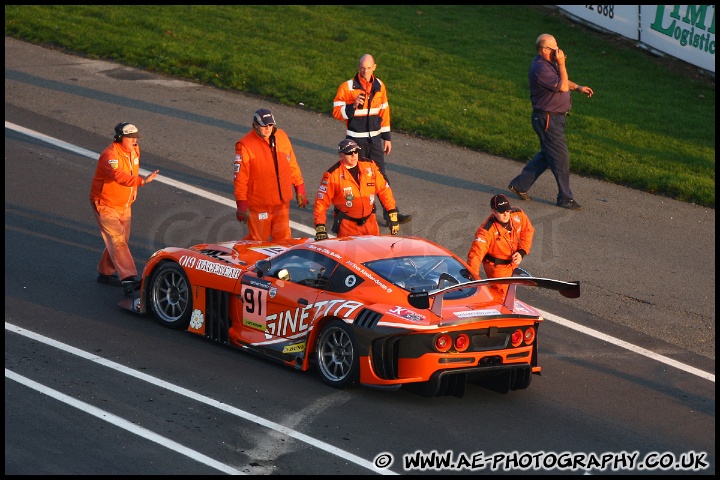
341, 212, 372, 226
331, 209, 374, 234
534, 110, 569, 116
483, 254, 512, 265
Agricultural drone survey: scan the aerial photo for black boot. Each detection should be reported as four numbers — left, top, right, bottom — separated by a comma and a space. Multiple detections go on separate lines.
384, 211, 413, 227
397, 213, 412, 224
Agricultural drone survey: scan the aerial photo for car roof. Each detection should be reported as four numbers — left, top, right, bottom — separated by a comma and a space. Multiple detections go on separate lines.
299, 235, 454, 263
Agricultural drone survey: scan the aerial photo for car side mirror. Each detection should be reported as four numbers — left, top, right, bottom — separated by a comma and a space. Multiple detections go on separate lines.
255, 259, 271, 278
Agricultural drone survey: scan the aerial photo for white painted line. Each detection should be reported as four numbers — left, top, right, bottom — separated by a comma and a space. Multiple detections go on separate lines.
6, 120, 713, 382
5, 322, 397, 475
5, 121, 316, 236
537, 309, 714, 382
5, 368, 245, 475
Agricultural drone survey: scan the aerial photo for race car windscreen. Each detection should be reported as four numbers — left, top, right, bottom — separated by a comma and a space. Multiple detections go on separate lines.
364, 255, 476, 298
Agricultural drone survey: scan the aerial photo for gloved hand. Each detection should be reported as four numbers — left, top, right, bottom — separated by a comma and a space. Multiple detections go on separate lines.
388, 210, 400, 235
236, 200, 248, 223
315, 224, 328, 241
295, 183, 309, 209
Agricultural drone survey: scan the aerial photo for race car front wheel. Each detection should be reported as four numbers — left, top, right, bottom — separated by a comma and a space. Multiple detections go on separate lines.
316, 320, 359, 389
149, 262, 192, 330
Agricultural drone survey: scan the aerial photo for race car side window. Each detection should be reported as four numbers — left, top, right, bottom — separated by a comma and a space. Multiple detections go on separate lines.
267, 249, 339, 290
325, 263, 365, 294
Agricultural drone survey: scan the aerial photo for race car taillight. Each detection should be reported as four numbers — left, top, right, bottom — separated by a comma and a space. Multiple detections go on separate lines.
454, 333, 470, 352
434, 334, 452, 352
524, 327, 536, 345
511, 329, 524, 347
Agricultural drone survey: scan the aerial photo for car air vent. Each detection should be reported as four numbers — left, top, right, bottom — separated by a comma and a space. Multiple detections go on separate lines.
354, 308, 383, 329
204, 288, 230, 344
198, 249, 233, 263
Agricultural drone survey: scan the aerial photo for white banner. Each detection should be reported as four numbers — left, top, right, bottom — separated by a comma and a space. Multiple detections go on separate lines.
557, 5, 639, 39
640, 5, 715, 73
556, 5, 715, 73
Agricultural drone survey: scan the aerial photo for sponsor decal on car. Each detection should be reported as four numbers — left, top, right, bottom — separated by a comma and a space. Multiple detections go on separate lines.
306, 243, 341, 259
248, 246, 288, 257
512, 302, 536, 315
265, 299, 364, 339
344, 260, 393, 293
243, 317, 266, 331
282, 341, 307, 354
179, 255, 241, 279
387, 306, 426, 322
455, 308, 502, 318
242, 277, 272, 290
195, 258, 241, 279
190, 309, 204, 330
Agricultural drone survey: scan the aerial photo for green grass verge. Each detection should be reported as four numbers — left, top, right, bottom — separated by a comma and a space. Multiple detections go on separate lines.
5, 5, 715, 207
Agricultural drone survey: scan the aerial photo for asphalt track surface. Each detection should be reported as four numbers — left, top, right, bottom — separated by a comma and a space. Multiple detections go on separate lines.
4, 36, 716, 474
5, 36, 714, 361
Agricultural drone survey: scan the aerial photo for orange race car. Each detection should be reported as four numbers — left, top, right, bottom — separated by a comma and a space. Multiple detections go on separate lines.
120, 235, 579, 398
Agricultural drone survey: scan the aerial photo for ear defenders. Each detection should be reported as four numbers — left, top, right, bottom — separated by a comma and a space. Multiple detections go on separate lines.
114, 122, 131, 142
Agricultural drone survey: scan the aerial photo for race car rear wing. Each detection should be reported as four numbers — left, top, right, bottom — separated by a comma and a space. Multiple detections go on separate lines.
407, 276, 580, 316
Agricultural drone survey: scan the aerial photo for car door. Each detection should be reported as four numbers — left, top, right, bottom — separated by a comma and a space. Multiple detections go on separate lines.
234, 249, 341, 346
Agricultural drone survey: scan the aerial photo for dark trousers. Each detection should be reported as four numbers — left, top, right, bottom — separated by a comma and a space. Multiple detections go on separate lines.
353, 137, 392, 220
510, 112, 573, 203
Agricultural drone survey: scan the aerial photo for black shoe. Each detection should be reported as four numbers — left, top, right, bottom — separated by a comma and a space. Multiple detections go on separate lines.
122, 276, 141, 296
97, 274, 123, 287
397, 213, 413, 224
509, 185, 531, 201
557, 199, 582, 210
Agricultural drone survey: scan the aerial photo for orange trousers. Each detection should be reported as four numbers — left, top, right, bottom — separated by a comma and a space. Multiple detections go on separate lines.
245, 202, 292, 241
91, 201, 137, 280
337, 215, 381, 237
483, 260, 515, 296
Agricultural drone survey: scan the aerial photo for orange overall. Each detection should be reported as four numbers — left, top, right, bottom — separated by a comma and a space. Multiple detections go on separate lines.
314, 158, 396, 237
234, 127, 305, 240
89, 141, 144, 280
467, 208, 534, 292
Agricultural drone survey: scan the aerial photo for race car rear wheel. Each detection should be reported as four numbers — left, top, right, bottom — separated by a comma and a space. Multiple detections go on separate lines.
149, 262, 192, 330
316, 320, 359, 389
